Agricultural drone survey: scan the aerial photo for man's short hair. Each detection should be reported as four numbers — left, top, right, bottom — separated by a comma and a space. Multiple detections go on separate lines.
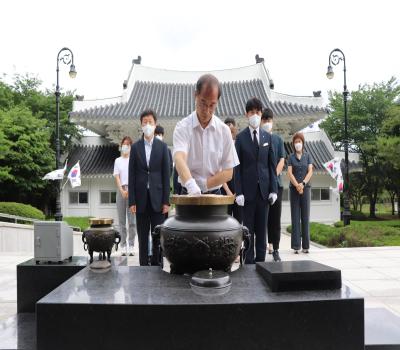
140, 109, 157, 123
224, 117, 236, 126
155, 125, 165, 135
195, 74, 221, 99
245, 97, 263, 113
261, 108, 274, 121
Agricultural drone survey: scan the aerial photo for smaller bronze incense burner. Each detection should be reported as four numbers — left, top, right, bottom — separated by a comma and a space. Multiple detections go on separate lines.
82, 218, 121, 263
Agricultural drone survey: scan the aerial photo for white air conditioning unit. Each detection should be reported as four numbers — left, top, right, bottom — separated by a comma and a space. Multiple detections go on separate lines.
34, 221, 73, 264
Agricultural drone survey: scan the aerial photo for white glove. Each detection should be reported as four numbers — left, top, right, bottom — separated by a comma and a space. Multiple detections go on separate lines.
184, 178, 201, 195
235, 194, 245, 206
269, 193, 278, 205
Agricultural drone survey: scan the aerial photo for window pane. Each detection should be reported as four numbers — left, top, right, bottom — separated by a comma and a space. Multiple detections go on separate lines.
69, 192, 78, 204
282, 189, 289, 201
311, 188, 320, 201
110, 192, 117, 203
100, 192, 109, 204
79, 192, 88, 204
321, 188, 330, 201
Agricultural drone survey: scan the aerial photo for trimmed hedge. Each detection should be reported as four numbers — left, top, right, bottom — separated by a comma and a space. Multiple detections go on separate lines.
350, 210, 367, 221
63, 217, 92, 232
287, 220, 400, 247
0, 202, 45, 220
287, 223, 345, 247
334, 221, 344, 228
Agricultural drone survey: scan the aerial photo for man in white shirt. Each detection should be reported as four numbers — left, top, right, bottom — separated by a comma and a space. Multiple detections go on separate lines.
173, 74, 239, 194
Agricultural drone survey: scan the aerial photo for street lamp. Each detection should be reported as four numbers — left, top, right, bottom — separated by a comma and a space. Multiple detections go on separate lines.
54, 47, 76, 222
326, 48, 350, 226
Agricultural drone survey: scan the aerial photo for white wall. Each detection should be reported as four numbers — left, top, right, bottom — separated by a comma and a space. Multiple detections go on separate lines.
61, 177, 118, 223
61, 173, 339, 225
0, 222, 34, 253
0, 222, 86, 255
281, 173, 340, 225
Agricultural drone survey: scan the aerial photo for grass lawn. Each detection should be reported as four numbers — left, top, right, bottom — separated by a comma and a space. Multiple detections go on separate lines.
287, 220, 400, 247
63, 217, 92, 231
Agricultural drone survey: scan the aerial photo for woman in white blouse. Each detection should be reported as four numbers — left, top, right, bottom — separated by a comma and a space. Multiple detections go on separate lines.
113, 136, 136, 256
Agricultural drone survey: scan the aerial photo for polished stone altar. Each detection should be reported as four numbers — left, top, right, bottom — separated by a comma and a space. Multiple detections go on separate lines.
36, 265, 364, 350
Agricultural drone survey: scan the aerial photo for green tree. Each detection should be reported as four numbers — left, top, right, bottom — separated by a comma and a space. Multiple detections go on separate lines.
321, 77, 400, 218
348, 172, 367, 212
377, 106, 400, 217
377, 105, 400, 170
8, 74, 81, 155
0, 128, 12, 181
0, 74, 82, 213
0, 106, 55, 202
0, 80, 15, 111
384, 169, 400, 217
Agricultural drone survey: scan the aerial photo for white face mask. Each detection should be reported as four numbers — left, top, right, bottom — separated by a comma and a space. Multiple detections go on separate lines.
155, 135, 163, 141
294, 142, 303, 152
142, 123, 155, 138
121, 144, 130, 155
262, 122, 273, 132
248, 114, 261, 129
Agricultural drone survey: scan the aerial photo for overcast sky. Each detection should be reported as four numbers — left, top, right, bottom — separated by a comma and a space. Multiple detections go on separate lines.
1, 0, 399, 104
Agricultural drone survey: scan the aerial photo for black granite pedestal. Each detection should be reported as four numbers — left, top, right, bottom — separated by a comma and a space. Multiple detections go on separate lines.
4, 307, 400, 350
17, 256, 127, 313
256, 260, 342, 292
37, 266, 364, 350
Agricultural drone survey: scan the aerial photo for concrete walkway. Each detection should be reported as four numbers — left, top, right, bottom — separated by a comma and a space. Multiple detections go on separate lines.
0, 231, 399, 321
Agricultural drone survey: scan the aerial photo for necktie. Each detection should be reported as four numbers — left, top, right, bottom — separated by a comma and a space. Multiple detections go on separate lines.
253, 129, 259, 151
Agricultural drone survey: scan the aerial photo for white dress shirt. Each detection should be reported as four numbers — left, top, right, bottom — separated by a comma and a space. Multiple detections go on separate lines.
144, 136, 154, 167
144, 136, 153, 188
173, 111, 240, 192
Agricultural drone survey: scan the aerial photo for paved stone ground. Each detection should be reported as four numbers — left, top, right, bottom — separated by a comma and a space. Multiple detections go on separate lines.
1, 231, 399, 321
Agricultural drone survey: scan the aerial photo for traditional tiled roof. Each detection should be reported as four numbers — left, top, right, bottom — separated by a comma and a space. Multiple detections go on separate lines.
66, 145, 119, 177
67, 140, 335, 177
71, 79, 326, 120
284, 140, 333, 171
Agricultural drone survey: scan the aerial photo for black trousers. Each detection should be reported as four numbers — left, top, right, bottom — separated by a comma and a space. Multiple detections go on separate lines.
136, 191, 165, 266
267, 186, 283, 250
243, 187, 269, 264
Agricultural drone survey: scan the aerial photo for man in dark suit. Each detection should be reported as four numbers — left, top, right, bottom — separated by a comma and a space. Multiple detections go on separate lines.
234, 98, 278, 264
129, 110, 170, 266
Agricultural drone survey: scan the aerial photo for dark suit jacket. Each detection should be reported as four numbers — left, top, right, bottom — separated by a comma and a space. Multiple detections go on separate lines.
234, 127, 278, 202
128, 137, 170, 213
167, 148, 173, 179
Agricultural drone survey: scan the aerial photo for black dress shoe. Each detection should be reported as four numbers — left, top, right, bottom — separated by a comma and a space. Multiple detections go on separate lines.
272, 250, 281, 262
